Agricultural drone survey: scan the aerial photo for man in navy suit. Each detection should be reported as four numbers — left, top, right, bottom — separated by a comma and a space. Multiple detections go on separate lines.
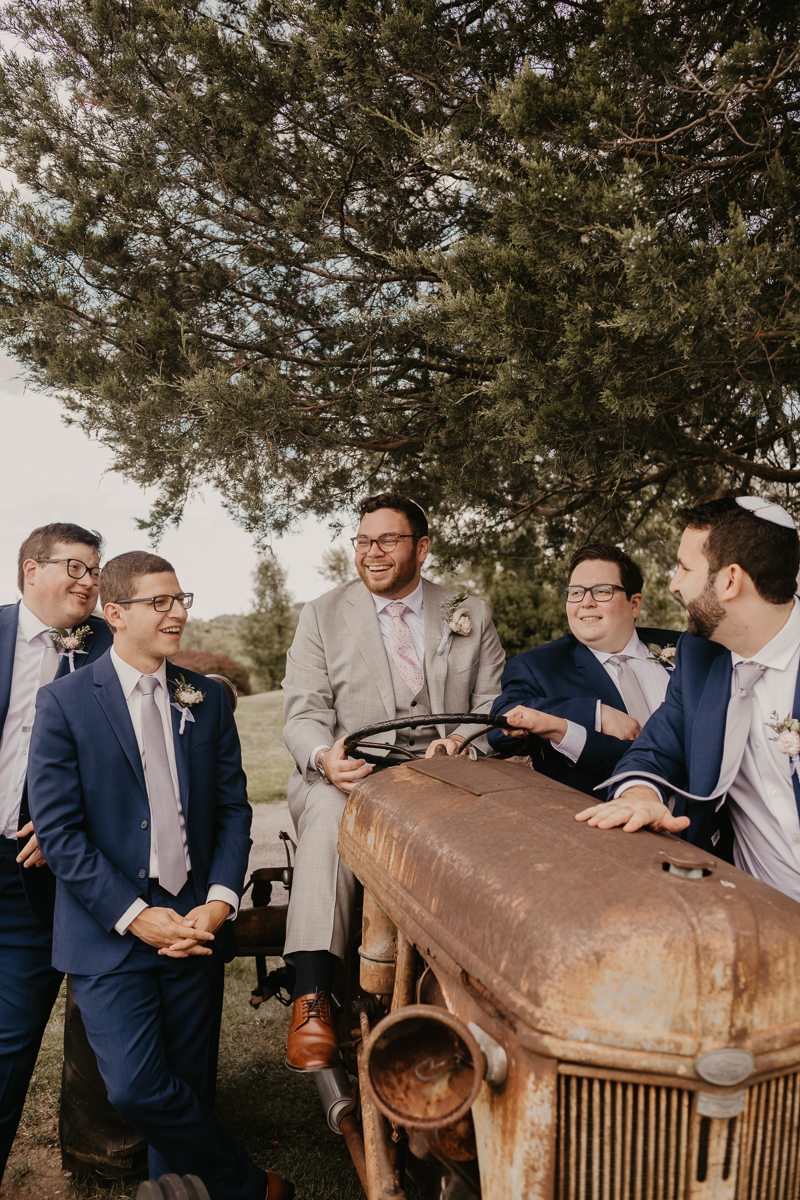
29, 551, 291, 1200
577, 497, 800, 887
488, 545, 679, 794
0, 521, 110, 1180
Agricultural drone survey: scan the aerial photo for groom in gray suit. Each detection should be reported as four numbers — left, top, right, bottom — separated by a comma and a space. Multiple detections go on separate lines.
282, 492, 505, 1069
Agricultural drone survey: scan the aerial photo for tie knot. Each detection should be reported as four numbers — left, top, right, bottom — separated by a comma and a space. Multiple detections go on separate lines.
385, 601, 410, 619
735, 660, 765, 691
137, 674, 160, 697
608, 655, 632, 666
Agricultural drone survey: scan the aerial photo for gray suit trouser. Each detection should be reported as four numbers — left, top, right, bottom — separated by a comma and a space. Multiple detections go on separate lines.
284, 776, 357, 961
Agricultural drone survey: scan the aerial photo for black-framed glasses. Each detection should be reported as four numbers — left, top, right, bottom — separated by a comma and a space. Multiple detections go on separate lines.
563, 584, 626, 603
115, 593, 194, 612
37, 558, 100, 583
350, 534, 416, 552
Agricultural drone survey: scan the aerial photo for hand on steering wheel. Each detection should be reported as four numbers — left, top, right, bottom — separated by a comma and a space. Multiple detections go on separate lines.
320, 739, 374, 794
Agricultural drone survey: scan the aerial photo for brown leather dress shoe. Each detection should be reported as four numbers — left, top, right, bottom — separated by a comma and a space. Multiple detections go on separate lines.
265, 1170, 295, 1199
285, 990, 340, 1071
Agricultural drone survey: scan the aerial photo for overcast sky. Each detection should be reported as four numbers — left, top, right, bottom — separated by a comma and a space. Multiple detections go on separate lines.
0, 354, 354, 618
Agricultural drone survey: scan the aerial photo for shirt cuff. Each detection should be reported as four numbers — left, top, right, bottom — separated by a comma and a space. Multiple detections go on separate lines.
595, 700, 602, 733
551, 721, 587, 763
207, 885, 239, 920
115, 897, 148, 935
615, 779, 664, 804
309, 744, 332, 772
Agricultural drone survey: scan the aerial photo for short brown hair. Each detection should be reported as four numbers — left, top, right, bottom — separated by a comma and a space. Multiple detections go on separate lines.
567, 544, 644, 598
680, 498, 799, 605
18, 523, 103, 592
358, 491, 428, 540
99, 551, 175, 608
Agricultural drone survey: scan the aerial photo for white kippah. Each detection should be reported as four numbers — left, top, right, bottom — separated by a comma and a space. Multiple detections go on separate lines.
735, 495, 796, 529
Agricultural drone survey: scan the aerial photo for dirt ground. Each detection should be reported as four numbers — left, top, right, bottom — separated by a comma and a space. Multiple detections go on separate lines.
0, 803, 295, 1200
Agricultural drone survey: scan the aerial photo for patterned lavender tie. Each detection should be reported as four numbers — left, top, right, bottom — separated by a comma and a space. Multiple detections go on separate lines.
385, 601, 425, 696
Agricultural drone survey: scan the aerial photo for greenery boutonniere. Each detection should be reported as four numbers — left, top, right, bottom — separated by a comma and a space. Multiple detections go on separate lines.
51, 625, 92, 672
648, 644, 677, 670
169, 673, 205, 734
437, 592, 473, 655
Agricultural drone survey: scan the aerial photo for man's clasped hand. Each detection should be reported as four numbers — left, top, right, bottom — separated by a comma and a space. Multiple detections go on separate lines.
0, 490, 797, 1198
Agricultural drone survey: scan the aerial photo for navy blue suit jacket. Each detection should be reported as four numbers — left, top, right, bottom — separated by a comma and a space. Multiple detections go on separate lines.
603, 632, 800, 859
0, 603, 113, 925
488, 627, 678, 795
28, 651, 252, 975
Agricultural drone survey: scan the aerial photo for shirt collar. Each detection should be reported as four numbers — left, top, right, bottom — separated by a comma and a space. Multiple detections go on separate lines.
110, 647, 168, 701
17, 598, 57, 643
731, 596, 800, 672
590, 629, 646, 665
372, 577, 424, 618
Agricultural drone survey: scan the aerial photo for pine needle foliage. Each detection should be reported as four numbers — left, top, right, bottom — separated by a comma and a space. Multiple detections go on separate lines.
0, 0, 797, 561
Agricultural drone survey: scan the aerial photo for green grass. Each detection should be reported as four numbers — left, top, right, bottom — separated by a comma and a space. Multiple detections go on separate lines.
235, 691, 296, 803
14, 965, 376, 1199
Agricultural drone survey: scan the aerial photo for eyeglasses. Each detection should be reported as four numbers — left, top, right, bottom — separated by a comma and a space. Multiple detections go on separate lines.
114, 593, 194, 612
37, 558, 100, 583
563, 584, 626, 603
351, 534, 416, 552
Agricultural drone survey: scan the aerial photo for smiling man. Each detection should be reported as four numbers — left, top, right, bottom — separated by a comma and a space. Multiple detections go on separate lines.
577, 498, 800, 884
281, 491, 505, 1070
0, 522, 111, 1181
28, 551, 292, 1200
488, 545, 679, 794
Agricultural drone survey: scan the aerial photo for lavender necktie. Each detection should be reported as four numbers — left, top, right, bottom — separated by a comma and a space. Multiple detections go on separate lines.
385, 601, 424, 696
607, 655, 651, 728
137, 675, 188, 896
38, 631, 61, 688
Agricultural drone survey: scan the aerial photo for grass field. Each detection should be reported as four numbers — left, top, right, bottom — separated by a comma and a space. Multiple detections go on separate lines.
236, 691, 296, 804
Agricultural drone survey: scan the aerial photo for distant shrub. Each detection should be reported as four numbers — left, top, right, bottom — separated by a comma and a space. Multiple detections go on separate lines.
169, 650, 252, 696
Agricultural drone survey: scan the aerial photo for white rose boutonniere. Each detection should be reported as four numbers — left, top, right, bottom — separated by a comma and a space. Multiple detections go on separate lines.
51, 625, 92, 672
437, 592, 473, 655
169, 673, 205, 734
767, 711, 800, 778
648, 644, 677, 670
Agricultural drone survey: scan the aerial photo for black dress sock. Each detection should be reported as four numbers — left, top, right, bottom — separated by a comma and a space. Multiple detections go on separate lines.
291, 950, 338, 1000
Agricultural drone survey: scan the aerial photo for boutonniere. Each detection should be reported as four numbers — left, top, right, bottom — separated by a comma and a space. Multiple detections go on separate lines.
169, 673, 205, 734
767, 711, 800, 777
437, 592, 473, 656
51, 625, 92, 672
648, 644, 677, 670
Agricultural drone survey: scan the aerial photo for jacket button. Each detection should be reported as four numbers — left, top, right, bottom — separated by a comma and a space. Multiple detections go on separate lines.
138, 868, 147, 879
411, 700, 417, 707
141, 820, 149, 830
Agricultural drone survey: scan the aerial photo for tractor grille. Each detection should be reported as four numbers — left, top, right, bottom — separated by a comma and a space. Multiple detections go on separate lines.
737, 1069, 800, 1199
556, 1072, 692, 1200
556, 1067, 800, 1200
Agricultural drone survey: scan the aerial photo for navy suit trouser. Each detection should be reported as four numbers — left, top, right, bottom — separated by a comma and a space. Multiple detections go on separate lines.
70, 881, 267, 1200
0, 839, 62, 1180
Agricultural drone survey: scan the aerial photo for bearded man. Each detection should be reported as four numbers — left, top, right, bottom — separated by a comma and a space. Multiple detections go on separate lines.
281, 491, 505, 1071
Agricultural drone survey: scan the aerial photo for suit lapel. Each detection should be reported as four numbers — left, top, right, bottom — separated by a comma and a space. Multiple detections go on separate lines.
0, 604, 19, 731
341, 585, 395, 718
167, 668, 191, 815
791, 666, 800, 825
92, 652, 147, 793
423, 579, 448, 717
689, 650, 731, 794
573, 640, 625, 708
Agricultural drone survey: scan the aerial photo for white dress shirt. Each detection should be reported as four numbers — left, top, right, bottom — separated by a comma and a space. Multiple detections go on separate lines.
0, 601, 63, 839
615, 600, 800, 901
310, 579, 427, 771
554, 630, 671, 762
110, 649, 239, 933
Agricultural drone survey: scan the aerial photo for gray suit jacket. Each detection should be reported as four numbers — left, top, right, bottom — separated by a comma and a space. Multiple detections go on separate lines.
282, 577, 506, 791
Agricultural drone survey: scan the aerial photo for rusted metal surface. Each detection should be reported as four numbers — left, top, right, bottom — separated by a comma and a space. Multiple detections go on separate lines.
339, 755, 800, 1078
232, 903, 287, 955
340, 1113, 370, 1194
357, 1008, 385, 1200
365, 1006, 485, 1130
391, 933, 417, 1012
360, 890, 397, 996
